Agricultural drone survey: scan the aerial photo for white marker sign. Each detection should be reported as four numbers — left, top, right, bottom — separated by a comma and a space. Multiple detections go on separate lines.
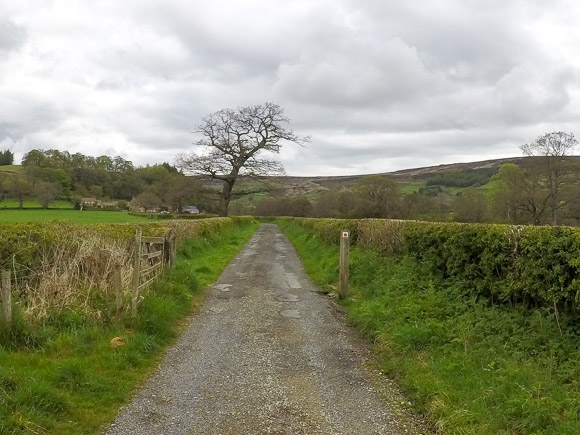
342, 231, 349, 238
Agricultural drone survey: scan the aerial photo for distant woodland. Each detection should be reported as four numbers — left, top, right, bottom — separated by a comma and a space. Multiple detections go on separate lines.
0, 149, 213, 212
1, 142, 580, 226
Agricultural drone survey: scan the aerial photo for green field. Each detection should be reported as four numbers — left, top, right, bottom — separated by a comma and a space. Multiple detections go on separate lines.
1, 198, 74, 209
0, 165, 22, 173
0, 210, 149, 224
398, 182, 425, 194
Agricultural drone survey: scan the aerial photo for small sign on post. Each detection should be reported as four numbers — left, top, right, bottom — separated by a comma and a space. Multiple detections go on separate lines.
339, 230, 350, 299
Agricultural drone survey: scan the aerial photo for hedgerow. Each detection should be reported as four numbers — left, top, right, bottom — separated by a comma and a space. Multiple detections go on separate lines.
282, 217, 580, 309
0, 217, 254, 321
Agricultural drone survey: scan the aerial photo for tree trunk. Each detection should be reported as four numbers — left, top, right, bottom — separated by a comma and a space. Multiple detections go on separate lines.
218, 180, 234, 217
551, 208, 558, 226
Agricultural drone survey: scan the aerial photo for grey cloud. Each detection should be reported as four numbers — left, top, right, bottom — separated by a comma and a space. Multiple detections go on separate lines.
352, 0, 538, 84
2, 1, 580, 176
273, 37, 447, 108
0, 18, 26, 53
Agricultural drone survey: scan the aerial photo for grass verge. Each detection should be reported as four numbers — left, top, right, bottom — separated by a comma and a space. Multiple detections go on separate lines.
276, 219, 580, 434
0, 219, 260, 434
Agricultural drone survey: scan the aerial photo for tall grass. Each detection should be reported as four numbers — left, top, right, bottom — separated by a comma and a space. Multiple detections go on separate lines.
0, 219, 259, 434
277, 219, 580, 434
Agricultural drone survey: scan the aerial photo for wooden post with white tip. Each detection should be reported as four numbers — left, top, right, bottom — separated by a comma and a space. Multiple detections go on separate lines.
339, 230, 350, 299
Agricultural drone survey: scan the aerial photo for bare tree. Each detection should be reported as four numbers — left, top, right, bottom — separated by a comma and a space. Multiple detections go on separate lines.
521, 131, 578, 225
453, 189, 487, 223
354, 175, 402, 218
177, 103, 308, 216
130, 191, 162, 212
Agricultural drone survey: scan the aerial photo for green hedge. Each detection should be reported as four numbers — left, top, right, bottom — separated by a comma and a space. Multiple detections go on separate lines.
0, 217, 255, 320
0, 217, 254, 273
127, 212, 219, 220
282, 218, 580, 308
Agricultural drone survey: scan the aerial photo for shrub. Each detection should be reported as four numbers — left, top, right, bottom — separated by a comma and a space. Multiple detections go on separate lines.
279, 217, 580, 309
0, 217, 254, 322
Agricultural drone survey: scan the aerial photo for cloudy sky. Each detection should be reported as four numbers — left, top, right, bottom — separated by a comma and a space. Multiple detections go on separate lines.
1, 1, 580, 176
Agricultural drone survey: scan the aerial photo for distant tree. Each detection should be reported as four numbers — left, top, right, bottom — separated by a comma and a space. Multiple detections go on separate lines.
289, 197, 312, 217
401, 192, 438, 220
35, 182, 62, 209
177, 102, 308, 216
130, 191, 162, 212
135, 165, 170, 186
95, 155, 114, 172
312, 188, 357, 218
312, 190, 337, 217
116, 199, 128, 210
24, 166, 72, 193
354, 175, 402, 218
8, 175, 31, 209
0, 173, 7, 203
0, 150, 14, 166
164, 175, 200, 213
453, 189, 487, 223
521, 131, 578, 225
162, 162, 179, 173
112, 156, 134, 173
489, 163, 541, 224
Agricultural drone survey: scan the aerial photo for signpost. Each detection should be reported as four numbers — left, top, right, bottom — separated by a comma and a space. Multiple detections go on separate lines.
339, 231, 349, 299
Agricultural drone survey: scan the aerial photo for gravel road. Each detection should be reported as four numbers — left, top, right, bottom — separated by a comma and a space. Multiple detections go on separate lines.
107, 224, 430, 434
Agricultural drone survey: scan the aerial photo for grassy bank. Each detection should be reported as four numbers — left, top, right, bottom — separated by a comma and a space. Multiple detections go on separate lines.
0, 219, 259, 434
277, 219, 580, 434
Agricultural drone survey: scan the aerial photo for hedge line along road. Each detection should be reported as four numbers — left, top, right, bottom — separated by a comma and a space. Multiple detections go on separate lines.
108, 224, 430, 434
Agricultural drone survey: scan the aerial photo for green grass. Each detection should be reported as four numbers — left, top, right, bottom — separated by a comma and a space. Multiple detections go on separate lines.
0, 198, 74, 209
398, 182, 425, 194
0, 165, 22, 173
0, 209, 149, 224
0, 220, 260, 434
277, 219, 580, 434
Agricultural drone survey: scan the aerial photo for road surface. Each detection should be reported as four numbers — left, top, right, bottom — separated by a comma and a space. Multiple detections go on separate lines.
108, 224, 429, 434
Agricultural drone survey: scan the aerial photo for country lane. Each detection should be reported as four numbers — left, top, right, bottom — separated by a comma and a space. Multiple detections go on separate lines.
107, 223, 429, 435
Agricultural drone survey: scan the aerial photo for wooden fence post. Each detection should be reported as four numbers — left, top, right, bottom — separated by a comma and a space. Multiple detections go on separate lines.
113, 263, 123, 314
132, 227, 142, 318
1, 269, 12, 329
171, 233, 177, 266
164, 229, 173, 267
339, 230, 350, 299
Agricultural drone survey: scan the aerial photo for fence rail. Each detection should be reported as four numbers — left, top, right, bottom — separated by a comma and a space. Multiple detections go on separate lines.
131, 227, 176, 317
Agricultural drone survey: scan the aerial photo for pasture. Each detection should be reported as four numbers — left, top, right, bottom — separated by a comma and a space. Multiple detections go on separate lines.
0, 198, 74, 209
0, 209, 149, 224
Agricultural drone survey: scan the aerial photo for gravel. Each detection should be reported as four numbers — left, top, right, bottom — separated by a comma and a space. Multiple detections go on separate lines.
107, 224, 431, 434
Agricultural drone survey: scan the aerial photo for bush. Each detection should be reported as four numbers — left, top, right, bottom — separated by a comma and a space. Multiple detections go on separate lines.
279, 217, 580, 309
0, 217, 255, 322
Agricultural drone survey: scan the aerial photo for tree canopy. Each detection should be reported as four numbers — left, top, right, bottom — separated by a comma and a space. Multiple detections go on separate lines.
177, 102, 308, 216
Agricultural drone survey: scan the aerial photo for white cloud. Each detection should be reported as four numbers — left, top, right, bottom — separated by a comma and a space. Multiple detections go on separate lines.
1, 0, 580, 175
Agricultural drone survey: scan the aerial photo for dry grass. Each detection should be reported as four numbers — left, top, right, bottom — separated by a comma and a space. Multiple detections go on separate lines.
18, 229, 134, 321
4, 217, 254, 322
